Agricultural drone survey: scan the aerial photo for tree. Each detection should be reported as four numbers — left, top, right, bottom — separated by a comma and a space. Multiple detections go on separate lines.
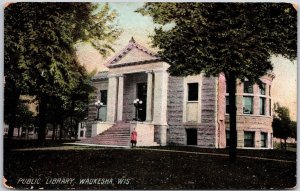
137, 3, 296, 161
272, 103, 296, 150
4, 3, 121, 142
46, 65, 95, 140
4, 99, 36, 137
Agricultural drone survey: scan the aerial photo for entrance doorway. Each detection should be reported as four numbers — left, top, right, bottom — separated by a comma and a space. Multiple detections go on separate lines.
137, 83, 147, 121
186, 129, 197, 145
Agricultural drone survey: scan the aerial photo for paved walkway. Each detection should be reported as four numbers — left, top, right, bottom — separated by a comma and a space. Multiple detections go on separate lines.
12, 143, 296, 164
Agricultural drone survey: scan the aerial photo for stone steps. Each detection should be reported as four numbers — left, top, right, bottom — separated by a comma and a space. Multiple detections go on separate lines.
79, 122, 131, 146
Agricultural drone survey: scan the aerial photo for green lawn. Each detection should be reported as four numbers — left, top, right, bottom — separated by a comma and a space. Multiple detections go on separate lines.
4, 141, 296, 189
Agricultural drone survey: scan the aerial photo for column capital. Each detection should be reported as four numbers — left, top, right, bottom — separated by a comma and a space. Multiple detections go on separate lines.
153, 69, 168, 74
107, 73, 123, 78
145, 70, 154, 74
107, 74, 117, 78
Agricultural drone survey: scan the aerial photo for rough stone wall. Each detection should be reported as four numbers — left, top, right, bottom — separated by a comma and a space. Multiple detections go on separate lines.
224, 74, 274, 148
225, 115, 272, 148
122, 73, 147, 122
154, 125, 160, 144
167, 76, 185, 145
198, 76, 217, 147
167, 75, 217, 147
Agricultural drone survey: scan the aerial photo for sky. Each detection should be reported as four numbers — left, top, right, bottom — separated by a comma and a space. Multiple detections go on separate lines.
76, 2, 297, 121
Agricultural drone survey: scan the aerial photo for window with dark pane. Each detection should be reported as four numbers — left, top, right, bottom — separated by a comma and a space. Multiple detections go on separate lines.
243, 96, 253, 114
261, 132, 267, 148
259, 97, 266, 115
188, 83, 198, 101
244, 131, 255, 147
244, 81, 253, 93
260, 83, 266, 95
100, 90, 107, 105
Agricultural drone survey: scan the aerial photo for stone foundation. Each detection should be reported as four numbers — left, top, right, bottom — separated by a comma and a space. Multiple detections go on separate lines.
130, 122, 158, 146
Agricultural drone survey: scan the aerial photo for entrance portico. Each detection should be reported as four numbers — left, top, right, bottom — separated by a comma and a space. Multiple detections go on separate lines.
106, 69, 169, 126
93, 38, 169, 146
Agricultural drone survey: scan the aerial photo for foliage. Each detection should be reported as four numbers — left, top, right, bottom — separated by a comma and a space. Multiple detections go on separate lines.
5, 2, 121, 97
4, 2, 121, 140
137, 3, 296, 80
272, 102, 296, 141
137, 3, 297, 161
46, 64, 95, 139
4, 99, 36, 131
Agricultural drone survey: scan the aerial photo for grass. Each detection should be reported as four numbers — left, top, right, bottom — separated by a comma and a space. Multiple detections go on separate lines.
4, 140, 296, 189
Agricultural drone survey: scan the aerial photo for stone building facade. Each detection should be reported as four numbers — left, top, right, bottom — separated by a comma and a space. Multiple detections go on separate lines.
79, 39, 275, 149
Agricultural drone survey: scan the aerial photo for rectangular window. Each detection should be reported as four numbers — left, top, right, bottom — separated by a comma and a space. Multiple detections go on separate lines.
244, 81, 253, 93
243, 96, 253, 114
100, 90, 107, 105
188, 83, 198, 101
244, 131, 255, 147
261, 132, 267, 148
259, 97, 266, 115
226, 96, 229, 114
269, 85, 271, 96
80, 131, 84, 137
80, 122, 86, 129
260, 83, 266, 95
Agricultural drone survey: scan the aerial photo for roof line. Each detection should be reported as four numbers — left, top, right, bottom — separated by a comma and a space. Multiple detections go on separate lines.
104, 38, 159, 67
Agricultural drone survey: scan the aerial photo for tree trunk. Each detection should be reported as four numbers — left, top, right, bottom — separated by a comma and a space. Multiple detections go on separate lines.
52, 123, 56, 140
38, 95, 48, 145
284, 139, 287, 150
226, 72, 238, 162
59, 120, 64, 140
74, 120, 78, 141
7, 89, 20, 140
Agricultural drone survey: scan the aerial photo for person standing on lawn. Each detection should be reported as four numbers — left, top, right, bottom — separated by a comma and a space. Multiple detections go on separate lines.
131, 128, 137, 148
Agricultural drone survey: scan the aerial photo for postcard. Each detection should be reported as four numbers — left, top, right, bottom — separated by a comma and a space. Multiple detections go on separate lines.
3, 2, 297, 189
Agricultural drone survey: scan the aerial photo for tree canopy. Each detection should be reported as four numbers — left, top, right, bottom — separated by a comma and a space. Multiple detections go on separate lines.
5, 2, 121, 98
137, 3, 297, 161
137, 3, 296, 81
4, 2, 121, 141
272, 103, 297, 144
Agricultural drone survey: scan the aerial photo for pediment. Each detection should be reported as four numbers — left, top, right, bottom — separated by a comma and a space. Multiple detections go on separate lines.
105, 38, 160, 68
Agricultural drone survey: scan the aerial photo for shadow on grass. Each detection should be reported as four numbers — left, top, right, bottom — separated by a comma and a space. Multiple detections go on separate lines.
4, 144, 296, 189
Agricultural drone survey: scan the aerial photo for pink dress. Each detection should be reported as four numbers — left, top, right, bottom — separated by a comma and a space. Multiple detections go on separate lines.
131, 131, 137, 142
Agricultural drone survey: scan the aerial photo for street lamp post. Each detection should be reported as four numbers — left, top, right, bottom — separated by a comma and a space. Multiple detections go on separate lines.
94, 100, 103, 121
133, 98, 143, 121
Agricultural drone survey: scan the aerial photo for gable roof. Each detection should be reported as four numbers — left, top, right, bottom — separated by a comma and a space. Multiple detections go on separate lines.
105, 37, 161, 68
92, 71, 108, 81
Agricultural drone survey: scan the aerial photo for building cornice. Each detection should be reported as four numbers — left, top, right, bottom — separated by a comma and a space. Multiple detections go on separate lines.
104, 37, 160, 67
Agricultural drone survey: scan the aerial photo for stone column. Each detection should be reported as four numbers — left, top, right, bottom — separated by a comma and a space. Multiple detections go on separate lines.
106, 75, 118, 123
153, 70, 169, 125
153, 70, 169, 146
117, 75, 124, 121
146, 71, 153, 122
